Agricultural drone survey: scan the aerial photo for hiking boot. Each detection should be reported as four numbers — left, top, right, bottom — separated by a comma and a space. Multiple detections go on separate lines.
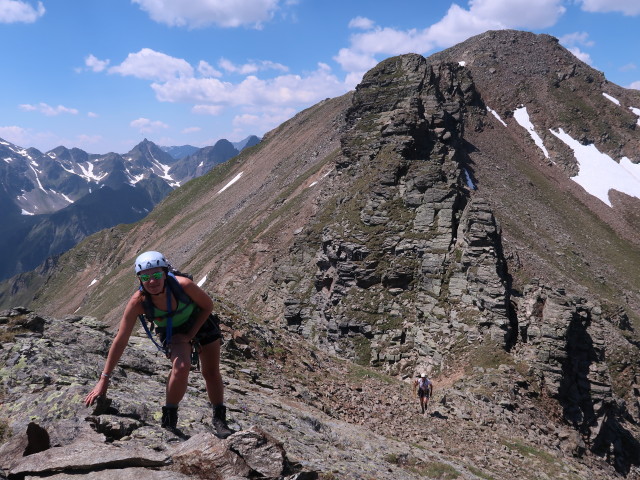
161, 405, 178, 429
212, 405, 234, 439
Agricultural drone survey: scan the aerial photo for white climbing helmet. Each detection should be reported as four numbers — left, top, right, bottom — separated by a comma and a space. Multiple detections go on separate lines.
134, 251, 169, 274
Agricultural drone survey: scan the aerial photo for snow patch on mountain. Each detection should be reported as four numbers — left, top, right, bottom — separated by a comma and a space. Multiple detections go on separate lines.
144, 145, 180, 187
464, 168, 476, 190
549, 128, 640, 207
28, 163, 47, 192
17, 149, 33, 160
513, 106, 549, 158
218, 172, 243, 194
308, 168, 333, 189
486, 106, 507, 127
58, 191, 74, 204
79, 162, 107, 183
127, 170, 145, 185
602, 92, 621, 106
154, 159, 179, 187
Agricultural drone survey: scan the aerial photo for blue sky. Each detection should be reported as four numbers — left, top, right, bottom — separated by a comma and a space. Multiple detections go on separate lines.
0, 0, 638, 154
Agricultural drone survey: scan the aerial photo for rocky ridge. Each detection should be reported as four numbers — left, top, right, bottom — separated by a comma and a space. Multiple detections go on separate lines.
264, 48, 640, 474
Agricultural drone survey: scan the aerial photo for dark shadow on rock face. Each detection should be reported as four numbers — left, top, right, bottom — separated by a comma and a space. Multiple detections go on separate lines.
430, 411, 448, 420
23, 422, 50, 456
592, 404, 640, 476
559, 308, 597, 430
557, 308, 640, 475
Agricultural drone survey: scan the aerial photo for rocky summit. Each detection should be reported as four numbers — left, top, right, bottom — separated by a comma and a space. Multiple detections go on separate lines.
2, 30, 640, 479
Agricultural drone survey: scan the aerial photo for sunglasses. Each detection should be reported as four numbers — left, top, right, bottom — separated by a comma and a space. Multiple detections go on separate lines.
138, 271, 164, 282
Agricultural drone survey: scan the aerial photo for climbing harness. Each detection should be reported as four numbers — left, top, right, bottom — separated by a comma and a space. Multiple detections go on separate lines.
138, 272, 188, 357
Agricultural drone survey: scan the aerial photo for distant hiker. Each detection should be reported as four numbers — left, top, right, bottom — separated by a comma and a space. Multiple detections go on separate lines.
84, 250, 234, 439
412, 373, 433, 414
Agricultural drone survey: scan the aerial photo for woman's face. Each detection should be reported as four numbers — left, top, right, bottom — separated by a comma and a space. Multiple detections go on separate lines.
138, 267, 165, 295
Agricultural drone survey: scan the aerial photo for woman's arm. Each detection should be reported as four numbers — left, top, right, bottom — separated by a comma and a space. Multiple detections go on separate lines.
84, 293, 143, 406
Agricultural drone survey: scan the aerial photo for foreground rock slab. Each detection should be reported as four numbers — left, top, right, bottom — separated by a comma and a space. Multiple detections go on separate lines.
10, 439, 169, 477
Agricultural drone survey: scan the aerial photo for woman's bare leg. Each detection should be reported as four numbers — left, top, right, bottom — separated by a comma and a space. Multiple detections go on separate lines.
166, 341, 192, 405
199, 339, 223, 405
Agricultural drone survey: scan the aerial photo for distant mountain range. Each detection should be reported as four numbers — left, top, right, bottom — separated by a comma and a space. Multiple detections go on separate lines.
160, 144, 199, 160
0, 134, 260, 280
161, 136, 260, 160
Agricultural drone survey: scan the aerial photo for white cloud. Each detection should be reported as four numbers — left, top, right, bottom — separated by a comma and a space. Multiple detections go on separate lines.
558, 32, 594, 65
559, 31, 594, 48
219, 57, 288, 75
0, 126, 59, 150
0, 125, 29, 144
192, 105, 225, 115
334, 47, 379, 74
102, 47, 341, 133
567, 47, 593, 65
423, 4, 500, 49
109, 48, 194, 82
233, 113, 260, 126
152, 63, 345, 107
181, 126, 201, 134
335, 0, 566, 75
344, 72, 365, 90
132, 0, 281, 28
629, 81, 640, 90
0, 0, 44, 23
76, 134, 102, 146
85, 54, 110, 72
354, 26, 435, 56
19, 103, 79, 116
198, 60, 222, 78
464, 0, 565, 28
130, 118, 169, 133
578, 0, 640, 15
232, 107, 296, 134
348, 16, 375, 30
87, 112, 98, 118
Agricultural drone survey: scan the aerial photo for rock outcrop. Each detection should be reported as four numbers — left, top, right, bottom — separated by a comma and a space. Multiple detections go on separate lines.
0, 308, 316, 480
277, 55, 516, 376
269, 51, 640, 476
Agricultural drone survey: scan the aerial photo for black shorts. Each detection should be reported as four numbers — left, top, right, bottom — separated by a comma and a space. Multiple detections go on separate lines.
156, 312, 222, 346
418, 388, 431, 399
